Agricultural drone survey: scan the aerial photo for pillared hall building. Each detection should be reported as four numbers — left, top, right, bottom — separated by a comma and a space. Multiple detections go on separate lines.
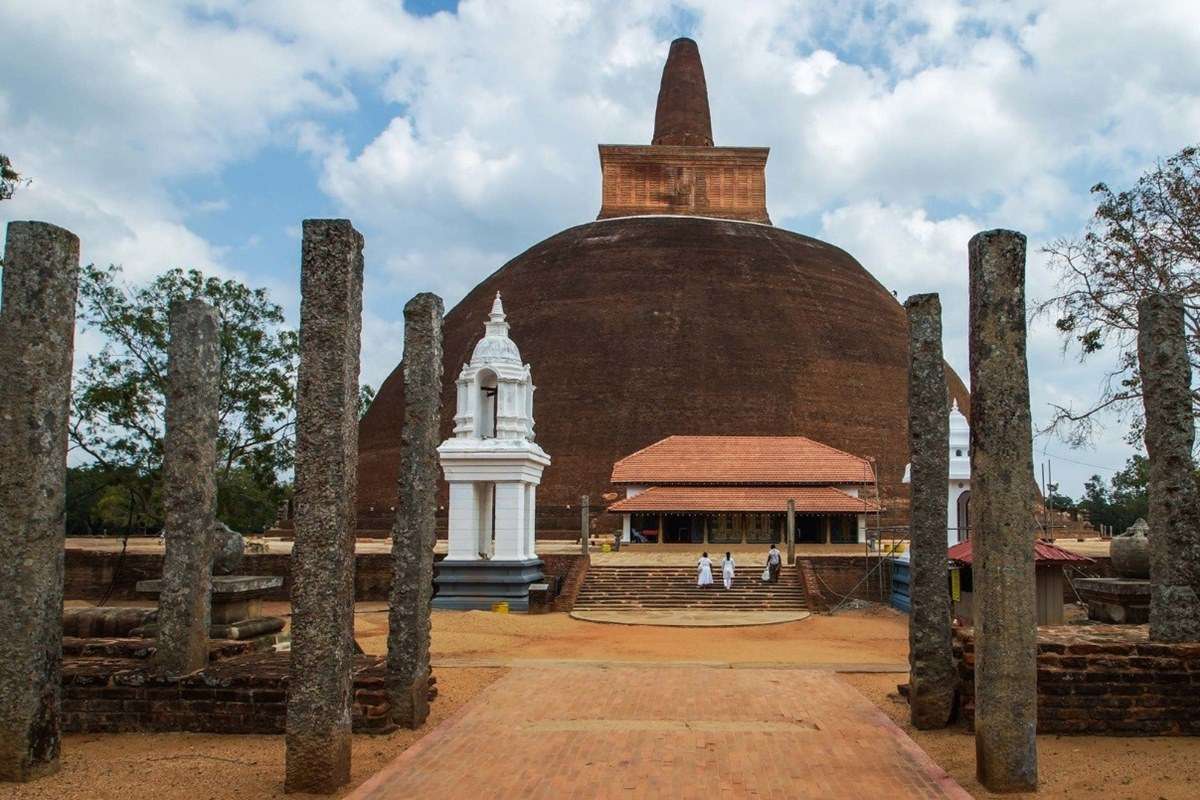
355, 38, 970, 537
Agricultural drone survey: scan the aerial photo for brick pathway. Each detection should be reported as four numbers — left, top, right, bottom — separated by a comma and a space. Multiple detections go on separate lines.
348, 666, 970, 799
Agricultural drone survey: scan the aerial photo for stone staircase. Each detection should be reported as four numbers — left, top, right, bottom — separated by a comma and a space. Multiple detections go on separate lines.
573, 564, 808, 611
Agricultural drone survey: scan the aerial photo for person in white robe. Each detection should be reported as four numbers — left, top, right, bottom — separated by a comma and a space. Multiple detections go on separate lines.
697, 552, 714, 587
722, 552, 735, 590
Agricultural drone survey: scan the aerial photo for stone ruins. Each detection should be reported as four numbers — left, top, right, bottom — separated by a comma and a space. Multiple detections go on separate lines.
1136, 293, 1200, 642
904, 292, 956, 730
156, 299, 221, 676
285, 219, 365, 793
0, 221, 80, 782
967, 229, 1039, 792
387, 292, 444, 729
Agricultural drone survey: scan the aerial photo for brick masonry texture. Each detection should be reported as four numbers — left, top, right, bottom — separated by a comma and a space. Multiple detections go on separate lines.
542, 554, 590, 612
797, 560, 828, 612
356, 216, 972, 535
61, 647, 394, 736
953, 626, 1200, 736
65, 550, 588, 605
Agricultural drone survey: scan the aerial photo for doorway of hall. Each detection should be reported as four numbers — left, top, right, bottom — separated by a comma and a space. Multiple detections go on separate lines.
663, 515, 701, 543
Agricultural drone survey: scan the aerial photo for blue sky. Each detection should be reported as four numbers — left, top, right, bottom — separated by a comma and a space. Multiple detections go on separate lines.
4, 0, 1200, 497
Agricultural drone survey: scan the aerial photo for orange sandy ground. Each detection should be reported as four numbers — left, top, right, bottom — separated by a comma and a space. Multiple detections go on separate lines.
2, 606, 1198, 799
842, 673, 1200, 800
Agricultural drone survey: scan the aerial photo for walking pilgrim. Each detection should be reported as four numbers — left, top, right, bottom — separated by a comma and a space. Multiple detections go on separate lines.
722, 552, 735, 590
697, 552, 714, 587
767, 543, 782, 583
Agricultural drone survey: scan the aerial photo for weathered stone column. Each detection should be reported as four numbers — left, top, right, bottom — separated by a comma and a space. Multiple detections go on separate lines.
581, 495, 590, 555
1136, 293, 1200, 642
0, 221, 80, 782
387, 292, 443, 729
904, 293, 956, 729
786, 500, 796, 564
285, 220, 364, 794
156, 299, 220, 676
968, 229, 1038, 792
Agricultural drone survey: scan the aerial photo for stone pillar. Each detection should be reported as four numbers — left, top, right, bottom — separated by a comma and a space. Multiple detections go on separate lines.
156, 300, 220, 676
968, 229, 1038, 792
285, 219, 364, 794
904, 293, 956, 729
0, 222, 79, 782
1136, 293, 1200, 642
387, 292, 443, 729
581, 495, 590, 555
786, 500, 796, 563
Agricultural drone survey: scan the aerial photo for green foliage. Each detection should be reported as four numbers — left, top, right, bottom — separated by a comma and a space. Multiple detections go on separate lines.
70, 263, 299, 532
1076, 455, 1149, 535
359, 383, 376, 419
217, 468, 291, 533
1040, 144, 1200, 446
1046, 490, 1075, 511
0, 153, 21, 201
66, 464, 160, 536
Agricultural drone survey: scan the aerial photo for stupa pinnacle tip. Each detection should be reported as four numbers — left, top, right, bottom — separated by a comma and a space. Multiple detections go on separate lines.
652, 38, 714, 147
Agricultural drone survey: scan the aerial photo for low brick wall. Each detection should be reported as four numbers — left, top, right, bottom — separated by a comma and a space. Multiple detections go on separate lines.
67, 548, 590, 612
953, 625, 1200, 736
802, 555, 894, 605
544, 553, 590, 612
797, 560, 828, 612
65, 550, 396, 603
63, 642, 395, 735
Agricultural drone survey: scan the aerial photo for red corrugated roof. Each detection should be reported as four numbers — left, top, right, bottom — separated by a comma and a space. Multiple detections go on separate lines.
947, 538, 1093, 565
607, 485, 880, 513
610, 435, 875, 485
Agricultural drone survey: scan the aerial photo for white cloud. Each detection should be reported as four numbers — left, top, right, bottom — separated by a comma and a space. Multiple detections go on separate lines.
6, 0, 1200, 494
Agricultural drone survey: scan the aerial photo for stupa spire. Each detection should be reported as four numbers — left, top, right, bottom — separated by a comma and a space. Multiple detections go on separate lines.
652, 37, 714, 146
484, 291, 510, 338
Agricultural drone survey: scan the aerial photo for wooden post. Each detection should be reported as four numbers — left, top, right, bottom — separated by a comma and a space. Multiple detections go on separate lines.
580, 495, 589, 554
824, 516, 832, 545
786, 501, 796, 564
703, 516, 709, 545
657, 514, 663, 544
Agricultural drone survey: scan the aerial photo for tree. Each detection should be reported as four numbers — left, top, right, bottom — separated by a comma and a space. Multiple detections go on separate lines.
1039, 144, 1200, 446
1075, 456, 1149, 535
71, 264, 299, 530
0, 154, 21, 201
359, 383, 376, 419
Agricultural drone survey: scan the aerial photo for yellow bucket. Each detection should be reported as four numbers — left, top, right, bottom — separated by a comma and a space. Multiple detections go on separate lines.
601, 542, 612, 553
491, 601, 509, 614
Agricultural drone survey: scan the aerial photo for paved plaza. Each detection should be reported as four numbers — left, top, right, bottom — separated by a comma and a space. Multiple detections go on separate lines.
349, 665, 970, 799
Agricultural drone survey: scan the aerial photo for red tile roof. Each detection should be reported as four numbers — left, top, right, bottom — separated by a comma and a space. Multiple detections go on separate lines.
607, 486, 880, 514
947, 538, 1093, 565
610, 436, 875, 485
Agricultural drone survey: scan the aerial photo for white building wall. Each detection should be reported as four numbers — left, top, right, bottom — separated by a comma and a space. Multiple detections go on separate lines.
447, 483, 480, 560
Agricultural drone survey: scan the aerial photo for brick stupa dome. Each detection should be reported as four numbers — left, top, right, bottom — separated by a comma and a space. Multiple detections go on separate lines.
355, 38, 970, 533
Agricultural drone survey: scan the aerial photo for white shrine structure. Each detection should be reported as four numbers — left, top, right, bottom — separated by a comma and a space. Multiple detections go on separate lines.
433, 293, 551, 611
902, 399, 972, 547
